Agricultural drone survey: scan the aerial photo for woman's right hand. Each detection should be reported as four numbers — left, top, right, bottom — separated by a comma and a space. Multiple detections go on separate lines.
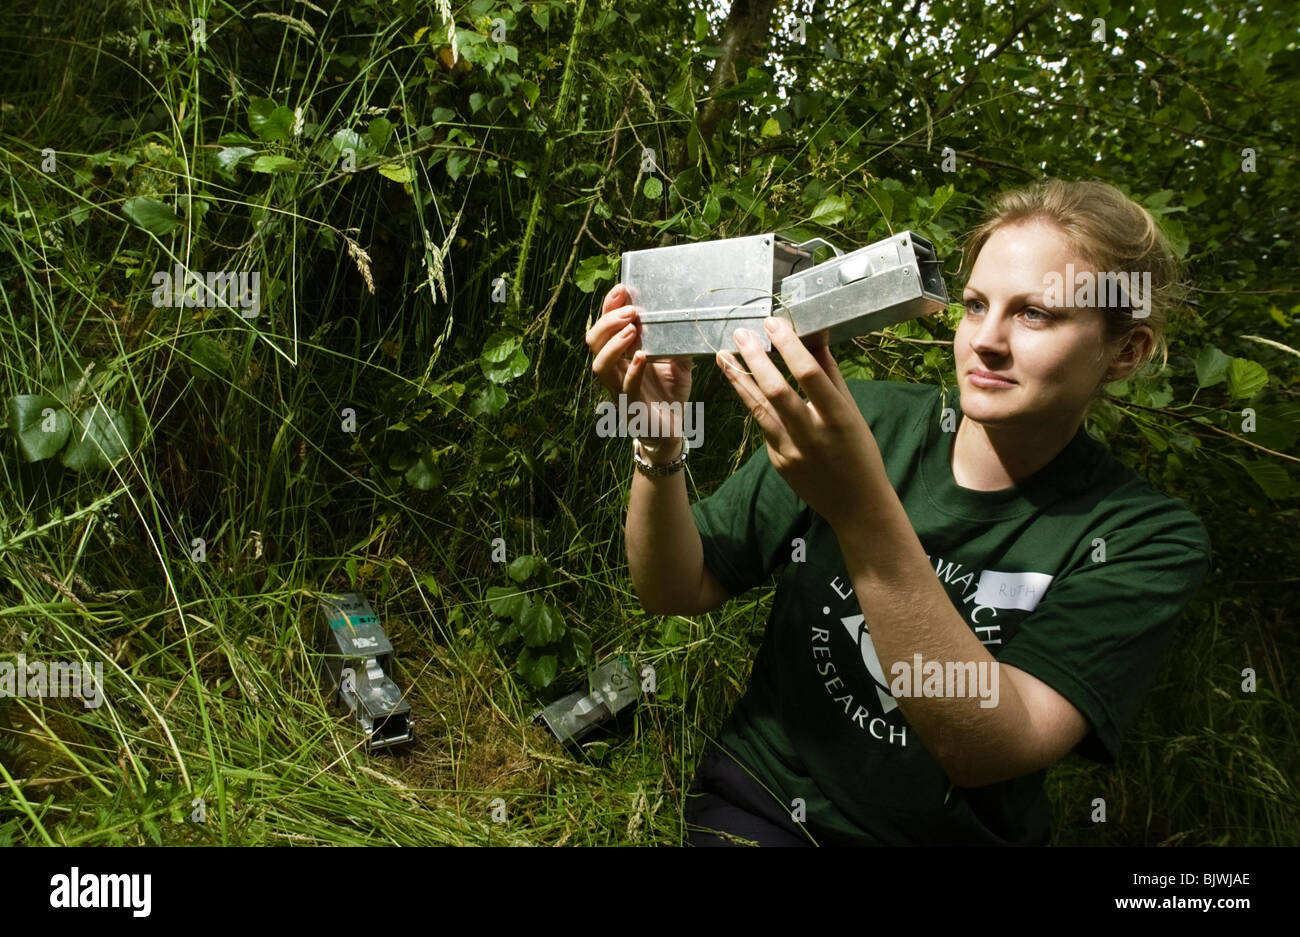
586, 282, 694, 412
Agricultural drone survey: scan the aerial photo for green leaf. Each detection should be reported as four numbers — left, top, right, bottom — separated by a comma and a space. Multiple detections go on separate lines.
1227, 358, 1268, 400
215, 146, 258, 172
368, 117, 393, 151
567, 629, 593, 667
809, 194, 848, 226
250, 155, 300, 174
703, 195, 721, 225
446, 152, 471, 181
573, 254, 617, 293
6, 395, 71, 461
187, 335, 232, 380
60, 403, 132, 471
760, 117, 781, 137
403, 449, 442, 489
122, 197, 183, 236
247, 98, 294, 142
1194, 346, 1233, 388
1243, 460, 1300, 500
330, 129, 372, 158
516, 646, 559, 689
519, 601, 564, 647
507, 554, 543, 583
467, 384, 507, 417
480, 347, 528, 384
643, 176, 663, 199
1135, 420, 1169, 451
377, 162, 413, 183
486, 585, 528, 619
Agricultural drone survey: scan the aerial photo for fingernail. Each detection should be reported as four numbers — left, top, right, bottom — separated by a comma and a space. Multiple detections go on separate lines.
733, 327, 752, 345
764, 318, 778, 333
622, 324, 635, 336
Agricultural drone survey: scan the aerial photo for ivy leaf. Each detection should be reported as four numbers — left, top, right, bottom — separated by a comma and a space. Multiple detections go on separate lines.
1227, 358, 1268, 400
643, 176, 663, 199
122, 197, 184, 236
516, 646, 559, 689
6, 395, 71, 461
519, 601, 565, 647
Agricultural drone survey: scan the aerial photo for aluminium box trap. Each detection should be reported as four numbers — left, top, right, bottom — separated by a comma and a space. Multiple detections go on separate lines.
532, 656, 640, 746
621, 230, 949, 357
317, 592, 413, 752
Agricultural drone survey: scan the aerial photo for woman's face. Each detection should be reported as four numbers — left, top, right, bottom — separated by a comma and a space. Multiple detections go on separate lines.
955, 219, 1120, 433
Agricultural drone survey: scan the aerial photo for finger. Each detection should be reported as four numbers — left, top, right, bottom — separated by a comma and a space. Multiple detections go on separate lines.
716, 348, 793, 452
591, 320, 639, 394
810, 342, 852, 402
601, 282, 629, 315
731, 325, 812, 437
762, 317, 852, 430
584, 306, 637, 354
621, 349, 647, 401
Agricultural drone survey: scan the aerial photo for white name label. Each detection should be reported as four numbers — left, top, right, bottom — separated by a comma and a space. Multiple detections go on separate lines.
974, 570, 1053, 612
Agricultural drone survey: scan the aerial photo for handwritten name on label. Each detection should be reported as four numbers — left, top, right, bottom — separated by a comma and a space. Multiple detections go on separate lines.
973, 570, 1053, 612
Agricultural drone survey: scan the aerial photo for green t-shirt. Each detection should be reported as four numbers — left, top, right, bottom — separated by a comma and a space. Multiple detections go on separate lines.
689, 379, 1212, 846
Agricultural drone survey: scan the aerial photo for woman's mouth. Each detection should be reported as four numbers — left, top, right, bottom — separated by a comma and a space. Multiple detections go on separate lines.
968, 369, 1017, 388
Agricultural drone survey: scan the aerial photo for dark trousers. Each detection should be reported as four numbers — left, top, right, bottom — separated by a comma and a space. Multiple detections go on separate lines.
683, 745, 813, 846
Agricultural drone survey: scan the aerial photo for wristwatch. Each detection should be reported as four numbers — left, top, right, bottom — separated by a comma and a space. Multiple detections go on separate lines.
632, 437, 688, 477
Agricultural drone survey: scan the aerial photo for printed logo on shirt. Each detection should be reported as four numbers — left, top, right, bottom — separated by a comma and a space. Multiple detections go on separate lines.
809, 554, 1054, 748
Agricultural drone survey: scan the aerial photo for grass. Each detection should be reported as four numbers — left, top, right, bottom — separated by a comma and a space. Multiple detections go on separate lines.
0, 0, 1295, 847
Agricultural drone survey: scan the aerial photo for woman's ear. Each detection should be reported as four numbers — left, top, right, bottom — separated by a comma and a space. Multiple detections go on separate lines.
1103, 325, 1155, 383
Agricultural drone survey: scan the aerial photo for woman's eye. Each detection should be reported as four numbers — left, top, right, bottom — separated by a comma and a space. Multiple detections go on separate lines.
963, 299, 985, 314
1024, 307, 1051, 322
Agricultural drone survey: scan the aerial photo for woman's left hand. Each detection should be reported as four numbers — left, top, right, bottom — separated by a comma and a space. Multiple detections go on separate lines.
717, 317, 889, 531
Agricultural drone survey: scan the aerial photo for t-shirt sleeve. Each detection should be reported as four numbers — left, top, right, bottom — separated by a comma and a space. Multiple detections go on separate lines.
689, 443, 811, 598
994, 511, 1212, 764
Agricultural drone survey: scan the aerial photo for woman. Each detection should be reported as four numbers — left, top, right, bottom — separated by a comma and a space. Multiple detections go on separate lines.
586, 179, 1211, 846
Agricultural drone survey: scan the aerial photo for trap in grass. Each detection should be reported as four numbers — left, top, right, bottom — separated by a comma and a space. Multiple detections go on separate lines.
533, 656, 640, 747
317, 592, 413, 753
621, 230, 949, 357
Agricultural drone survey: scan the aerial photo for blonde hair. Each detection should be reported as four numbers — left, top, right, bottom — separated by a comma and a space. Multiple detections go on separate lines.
959, 179, 1184, 383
